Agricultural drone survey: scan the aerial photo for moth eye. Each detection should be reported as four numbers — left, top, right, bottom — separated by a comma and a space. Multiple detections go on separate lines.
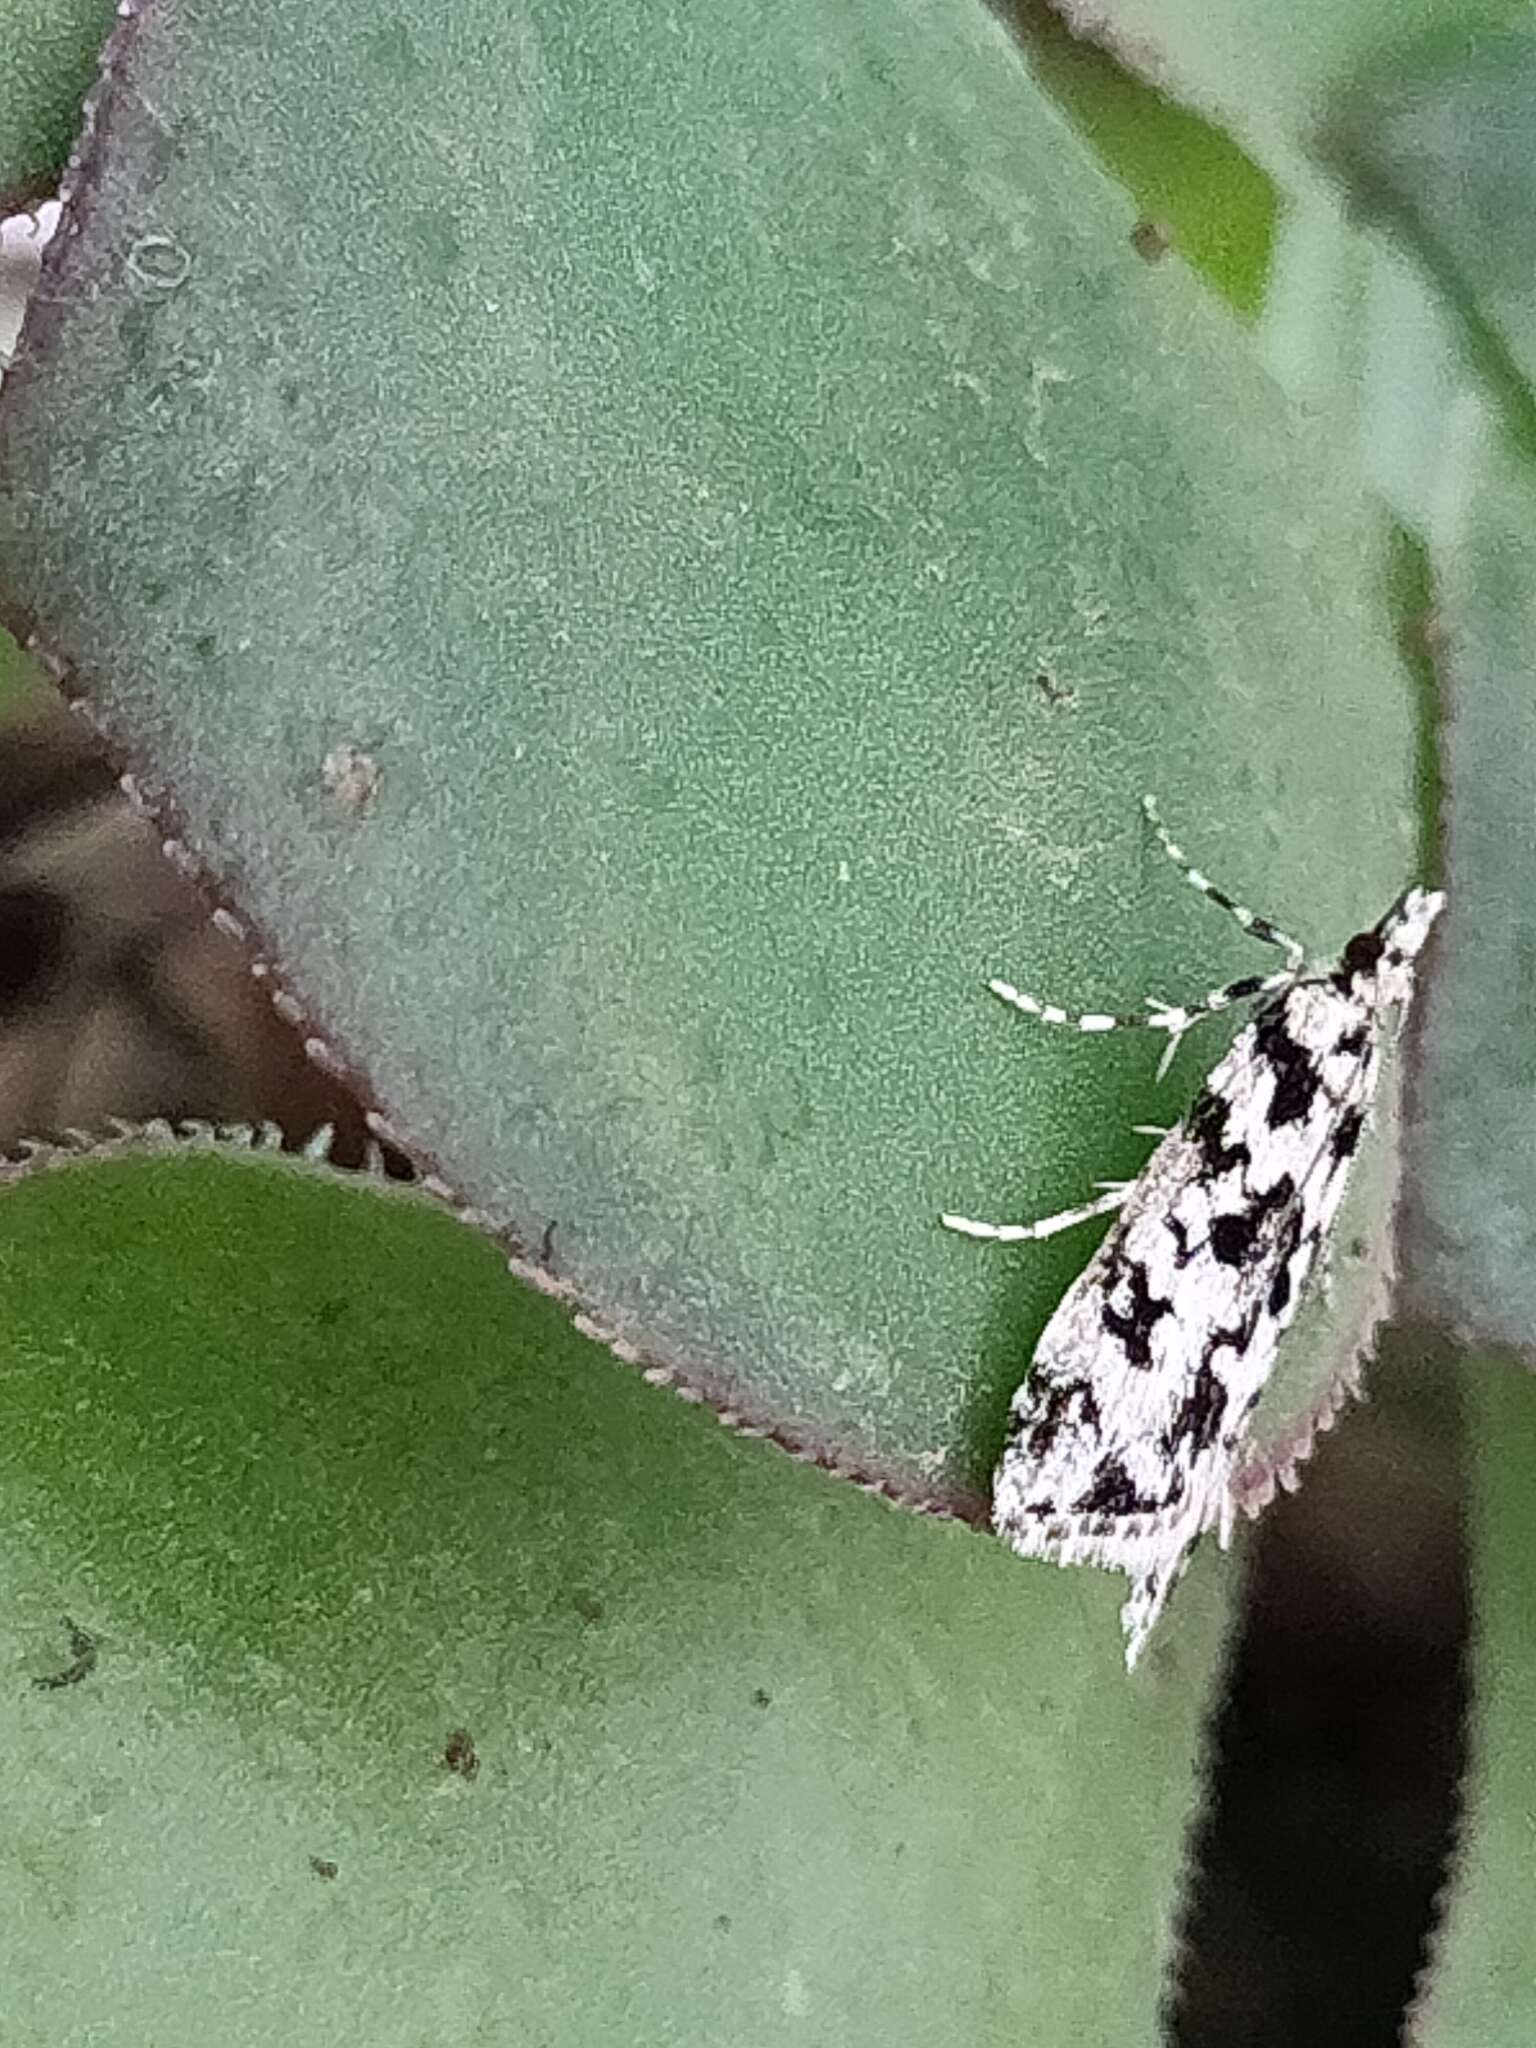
1340, 928, 1385, 978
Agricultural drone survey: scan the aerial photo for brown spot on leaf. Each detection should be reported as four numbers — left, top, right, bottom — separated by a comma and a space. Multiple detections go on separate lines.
1131, 218, 1173, 262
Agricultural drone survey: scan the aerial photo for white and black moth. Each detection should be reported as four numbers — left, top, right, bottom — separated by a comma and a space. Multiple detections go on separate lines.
944, 799, 1444, 1668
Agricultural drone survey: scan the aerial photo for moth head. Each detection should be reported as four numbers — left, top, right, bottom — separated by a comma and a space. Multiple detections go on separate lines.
1337, 886, 1444, 1003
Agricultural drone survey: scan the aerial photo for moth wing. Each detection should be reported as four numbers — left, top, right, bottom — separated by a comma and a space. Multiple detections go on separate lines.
991, 1127, 1238, 1664
993, 984, 1386, 1666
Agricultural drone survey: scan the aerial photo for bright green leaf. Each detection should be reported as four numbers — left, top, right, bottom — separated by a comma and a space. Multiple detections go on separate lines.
1, 1140, 1230, 2044
1008, 0, 1277, 319
0, 0, 115, 207
1046, 0, 1529, 182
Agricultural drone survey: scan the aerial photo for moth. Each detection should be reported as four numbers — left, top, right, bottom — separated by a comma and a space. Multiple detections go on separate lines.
945, 799, 1443, 1666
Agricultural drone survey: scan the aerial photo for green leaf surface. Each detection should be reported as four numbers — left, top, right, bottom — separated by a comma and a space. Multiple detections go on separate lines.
0, 0, 115, 208
0, 0, 1426, 1488
0, 1141, 1229, 2046
1405, 427, 1536, 1356
1047, 0, 1529, 182
1325, 17, 1536, 462
0, 618, 53, 717
1316, 24, 1536, 1356
1008, 0, 1277, 319
1410, 1348, 1536, 2048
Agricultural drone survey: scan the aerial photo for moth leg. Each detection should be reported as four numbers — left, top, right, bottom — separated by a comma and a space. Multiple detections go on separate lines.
941, 1182, 1129, 1244
1142, 795, 1306, 972
980, 799, 1303, 1050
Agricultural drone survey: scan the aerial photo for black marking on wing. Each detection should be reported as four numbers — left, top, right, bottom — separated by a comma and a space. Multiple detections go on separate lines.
1071, 1455, 1169, 1518
1334, 926, 1385, 989
1208, 1211, 1257, 1266
1101, 1254, 1174, 1369
1203, 1298, 1263, 1371
1330, 1106, 1366, 1162
1022, 1375, 1104, 1461
1265, 1207, 1309, 1318
1186, 1086, 1252, 1175
1252, 1007, 1319, 1127
1207, 1173, 1296, 1269
1162, 1360, 1228, 1460
1224, 975, 1268, 1002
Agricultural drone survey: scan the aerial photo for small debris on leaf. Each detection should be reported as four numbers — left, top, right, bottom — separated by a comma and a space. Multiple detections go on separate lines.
33, 1617, 98, 1691
1130, 217, 1174, 263
321, 744, 381, 814
444, 1727, 480, 1780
